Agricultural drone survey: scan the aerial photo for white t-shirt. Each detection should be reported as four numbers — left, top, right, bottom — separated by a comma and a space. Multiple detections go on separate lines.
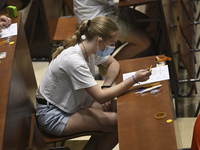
39, 44, 108, 113
73, 0, 118, 24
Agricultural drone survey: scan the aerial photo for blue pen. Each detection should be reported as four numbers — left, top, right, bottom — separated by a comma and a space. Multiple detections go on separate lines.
135, 84, 162, 94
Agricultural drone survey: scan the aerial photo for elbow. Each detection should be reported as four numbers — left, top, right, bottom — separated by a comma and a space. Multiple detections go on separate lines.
93, 91, 110, 104
95, 96, 107, 104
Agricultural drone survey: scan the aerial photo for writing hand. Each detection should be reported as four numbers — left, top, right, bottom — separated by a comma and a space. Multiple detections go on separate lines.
134, 68, 152, 82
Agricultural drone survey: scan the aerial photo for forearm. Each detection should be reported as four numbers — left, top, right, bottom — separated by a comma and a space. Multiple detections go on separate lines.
102, 60, 120, 87
87, 68, 151, 104
87, 76, 135, 104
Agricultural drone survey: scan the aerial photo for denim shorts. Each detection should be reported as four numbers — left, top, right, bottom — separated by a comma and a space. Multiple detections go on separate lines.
36, 99, 72, 136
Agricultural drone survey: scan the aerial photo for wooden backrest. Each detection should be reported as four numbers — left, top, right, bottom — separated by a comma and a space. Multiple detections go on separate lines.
63, 0, 74, 15
40, 0, 62, 43
177, 0, 197, 94
177, 0, 194, 48
40, 0, 78, 43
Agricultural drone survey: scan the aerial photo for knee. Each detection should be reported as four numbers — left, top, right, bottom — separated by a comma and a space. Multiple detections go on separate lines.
127, 30, 152, 50
109, 113, 118, 132
137, 32, 152, 50
101, 112, 118, 133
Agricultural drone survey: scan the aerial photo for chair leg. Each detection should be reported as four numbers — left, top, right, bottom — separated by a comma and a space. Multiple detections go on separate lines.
49, 142, 70, 150
195, 101, 200, 117
49, 147, 70, 150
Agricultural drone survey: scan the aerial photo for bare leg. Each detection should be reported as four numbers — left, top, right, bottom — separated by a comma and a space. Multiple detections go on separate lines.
62, 100, 118, 150
114, 26, 152, 60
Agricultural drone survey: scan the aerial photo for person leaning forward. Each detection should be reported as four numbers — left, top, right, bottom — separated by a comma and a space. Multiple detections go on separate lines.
36, 16, 151, 150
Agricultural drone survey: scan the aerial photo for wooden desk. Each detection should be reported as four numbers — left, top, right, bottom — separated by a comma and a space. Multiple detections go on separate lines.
0, 13, 48, 150
118, 0, 179, 117
116, 56, 179, 150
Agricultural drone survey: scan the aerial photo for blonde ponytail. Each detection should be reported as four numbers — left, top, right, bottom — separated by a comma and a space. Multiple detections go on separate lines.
52, 21, 88, 59
52, 46, 64, 59
52, 17, 118, 59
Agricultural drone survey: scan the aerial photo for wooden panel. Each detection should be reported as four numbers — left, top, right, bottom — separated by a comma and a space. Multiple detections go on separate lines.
116, 56, 178, 150
179, 0, 194, 48
177, 22, 196, 80
0, 14, 20, 150
41, 0, 78, 43
41, 0, 61, 43
0, 12, 48, 150
54, 17, 78, 41
63, 0, 74, 15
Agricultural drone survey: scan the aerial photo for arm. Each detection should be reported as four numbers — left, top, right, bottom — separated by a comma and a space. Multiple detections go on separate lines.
86, 68, 151, 104
101, 55, 120, 87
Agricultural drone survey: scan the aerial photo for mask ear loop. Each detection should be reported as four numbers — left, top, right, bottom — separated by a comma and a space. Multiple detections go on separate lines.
103, 40, 107, 47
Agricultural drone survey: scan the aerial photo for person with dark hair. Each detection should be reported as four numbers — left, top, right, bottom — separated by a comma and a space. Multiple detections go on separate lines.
36, 16, 151, 150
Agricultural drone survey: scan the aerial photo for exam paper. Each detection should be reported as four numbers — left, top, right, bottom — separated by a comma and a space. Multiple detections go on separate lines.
0, 23, 18, 39
123, 65, 170, 86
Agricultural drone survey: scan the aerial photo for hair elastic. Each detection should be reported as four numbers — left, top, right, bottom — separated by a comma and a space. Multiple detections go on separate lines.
155, 112, 166, 119
81, 35, 86, 40
87, 20, 91, 27
63, 45, 66, 49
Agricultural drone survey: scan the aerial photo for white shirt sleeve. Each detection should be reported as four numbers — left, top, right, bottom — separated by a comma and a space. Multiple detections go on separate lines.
94, 54, 109, 65
70, 65, 97, 90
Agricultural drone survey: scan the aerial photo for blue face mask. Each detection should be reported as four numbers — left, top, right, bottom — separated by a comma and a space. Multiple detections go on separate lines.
97, 41, 115, 57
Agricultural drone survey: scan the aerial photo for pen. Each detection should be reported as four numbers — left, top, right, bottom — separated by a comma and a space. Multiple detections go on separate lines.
149, 64, 153, 71
142, 82, 161, 89
135, 84, 162, 94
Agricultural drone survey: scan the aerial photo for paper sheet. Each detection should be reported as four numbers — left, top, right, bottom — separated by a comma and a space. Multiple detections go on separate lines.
0, 52, 7, 59
123, 65, 170, 86
0, 23, 17, 39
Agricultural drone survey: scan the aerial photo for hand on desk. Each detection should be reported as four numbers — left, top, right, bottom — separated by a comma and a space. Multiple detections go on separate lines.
134, 68, 152, 82
0, 15, 11, 32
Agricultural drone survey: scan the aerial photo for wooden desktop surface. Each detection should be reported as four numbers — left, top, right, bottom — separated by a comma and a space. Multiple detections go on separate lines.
0, 12, 48, 150
116, 56, 178, 150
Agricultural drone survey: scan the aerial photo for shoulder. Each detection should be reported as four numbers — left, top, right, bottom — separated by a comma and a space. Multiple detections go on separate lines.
58, 45, 87, 69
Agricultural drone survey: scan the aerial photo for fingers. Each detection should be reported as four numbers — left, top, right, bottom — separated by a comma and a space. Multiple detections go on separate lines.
0, 22, 6, 27
102, 101, 112, 112
0, 23, 3, 33
134, 68, 152, 82
0, 15, 11, 27
6, 17, 11, 26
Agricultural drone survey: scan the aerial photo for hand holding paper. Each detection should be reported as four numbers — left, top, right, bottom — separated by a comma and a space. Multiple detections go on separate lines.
133, 68, 152, 83
123, 65, 170, 86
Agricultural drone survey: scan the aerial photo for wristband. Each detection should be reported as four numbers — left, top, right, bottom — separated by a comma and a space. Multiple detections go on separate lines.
132, 75, 139, 84
101, 86, 111, 89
